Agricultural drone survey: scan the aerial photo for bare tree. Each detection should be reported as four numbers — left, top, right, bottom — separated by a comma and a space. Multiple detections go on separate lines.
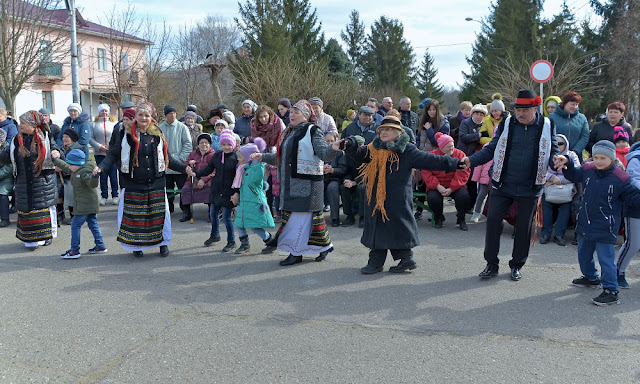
142, 17, 171, 103
100, 4, 149, 107
195, 16, 239, 106
171, 24, 202, 108
0, 0, 68, 113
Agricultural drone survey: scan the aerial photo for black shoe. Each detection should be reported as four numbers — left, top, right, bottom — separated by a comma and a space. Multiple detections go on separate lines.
414, 211, 423, 221
361, 264, 383, 274
553, 236, 566, 246
479, 265, 498, 279
261, 235, 277, 254
204, 236, 220, 247
0, 220, 9, 227
279, 254, 302, 266
388, 258, 417, 273
331, 219, 341, 227
434, 217, 444, 228
592, 289, 620, 306
316, 246, 333, 262
133, 250, 144, 258
457, 218, 468, 231
159, 245, 169, 257
540, 236, 550, 244
221, 242, 236, 253
168, 202, 175, 213
43, 239, 52, 246
179, 213, 192, 222
358, 216, 364, 228
572, 276, 601, 288
342, 215, 355, 226
235, 236, 250, 254
571, 236, 578, 245
510, 267, 522, 281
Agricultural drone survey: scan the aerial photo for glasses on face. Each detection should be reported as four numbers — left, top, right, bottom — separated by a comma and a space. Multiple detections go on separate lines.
558, 143, 566, 147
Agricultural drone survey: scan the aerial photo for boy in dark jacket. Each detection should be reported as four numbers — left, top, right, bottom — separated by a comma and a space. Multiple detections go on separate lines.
555, 140, 640, 305
52, 149, 106, 259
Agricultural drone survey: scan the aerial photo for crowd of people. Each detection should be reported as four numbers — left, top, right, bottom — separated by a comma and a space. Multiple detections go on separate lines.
1, 88, 639, 306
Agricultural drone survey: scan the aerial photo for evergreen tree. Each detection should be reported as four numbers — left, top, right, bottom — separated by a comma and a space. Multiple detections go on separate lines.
416, 49, 444, 103
361, 16, 415, 93
324, 38, 354, 80
460, 0, 544, 102
235, 0, 325, 62
340, 10, 365, 78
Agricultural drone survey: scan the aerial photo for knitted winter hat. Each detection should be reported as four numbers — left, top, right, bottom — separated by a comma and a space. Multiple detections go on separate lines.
238, 137, 266, 162
219, 129, 236, 149
38, 108, 51, 115
186, 104, 197, 112
241, 99, 258, 112
214, 119, 229, 130
123, 109, 136, 120
163, 104, 177, 116
97, 104, 110, 114
67, 103, 82, 113
471, 103, 488, 115
184, 111, 197, 121
197, 133, 212, 145
65, 149, 86, 166
613, 126, 629, 143
592, 140, 616, 161
63, 128, 79, 142
435, 132, 454, 150
490, 99, 505, 112
309, 97, 323, 108
221, 111, 235, 125
278, 98, 291, 109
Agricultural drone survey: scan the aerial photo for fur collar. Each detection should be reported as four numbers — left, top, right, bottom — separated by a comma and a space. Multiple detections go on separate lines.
371, 132, 410, 153
126, 123, 163, 137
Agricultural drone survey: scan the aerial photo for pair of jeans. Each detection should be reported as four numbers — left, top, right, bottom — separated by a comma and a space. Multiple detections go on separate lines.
541, 196, 571, 240
617, 216, 640, 275
70, 214, 105, 252
94, 155, 118, 199
236, 226, 270, 241
210, 204, 234, 243
578, 235, 617, 291
0, 194, 9, 221
483, 189, 538, 269
326, 180, 342, 220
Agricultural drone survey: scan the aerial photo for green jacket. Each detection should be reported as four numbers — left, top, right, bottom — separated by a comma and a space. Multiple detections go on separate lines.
53, 158, 99, 215
234, 162, 275, 229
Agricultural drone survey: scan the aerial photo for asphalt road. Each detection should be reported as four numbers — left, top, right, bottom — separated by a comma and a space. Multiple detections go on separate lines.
1, 202, 639, 383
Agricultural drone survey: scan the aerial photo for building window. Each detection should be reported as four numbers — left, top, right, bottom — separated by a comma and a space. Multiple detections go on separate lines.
77, 45, 82, 68
120, 51, 129, 70
42, 91, 53, 112
97, 48, 107, 71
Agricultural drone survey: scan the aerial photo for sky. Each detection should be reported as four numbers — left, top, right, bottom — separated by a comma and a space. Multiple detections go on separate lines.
75, 0, 600, 89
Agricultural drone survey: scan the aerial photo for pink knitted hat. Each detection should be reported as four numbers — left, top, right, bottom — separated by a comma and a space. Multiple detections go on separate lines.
436, 132, 454, 150
219, 129, 237, 149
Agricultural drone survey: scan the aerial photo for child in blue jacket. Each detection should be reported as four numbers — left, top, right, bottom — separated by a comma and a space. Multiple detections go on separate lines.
555, 140, 640, 305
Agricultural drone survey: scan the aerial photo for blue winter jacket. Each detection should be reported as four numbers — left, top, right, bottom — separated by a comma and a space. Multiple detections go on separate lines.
548, 105, 589, 156
58, 112, 91, 157
0, 118, 18, 143
624, 142, 640, 219
563, 159, 640, 243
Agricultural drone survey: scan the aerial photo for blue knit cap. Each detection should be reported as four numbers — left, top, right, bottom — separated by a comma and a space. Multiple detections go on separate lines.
65, 149, 86, 166
592, 140, 616, 161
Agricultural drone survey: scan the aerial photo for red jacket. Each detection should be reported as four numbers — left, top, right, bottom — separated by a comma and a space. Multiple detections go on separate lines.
422, 148, 470, 192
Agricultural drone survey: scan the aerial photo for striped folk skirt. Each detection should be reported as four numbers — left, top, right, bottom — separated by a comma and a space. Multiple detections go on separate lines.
117, 189, 171, 249
266, 211, 332, 256
16, 206, 57, 244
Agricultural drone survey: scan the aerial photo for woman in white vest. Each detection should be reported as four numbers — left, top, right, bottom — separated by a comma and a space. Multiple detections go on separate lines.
90, 103, 118, 205
251, 100, 337, 266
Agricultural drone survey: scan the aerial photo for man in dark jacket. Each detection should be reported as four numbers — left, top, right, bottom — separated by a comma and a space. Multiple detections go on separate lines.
324, 132, 350, 227
448, 101, 472, 146
460, 89, 560, 281
398, 97, 419, 136
378, 97, 392, 118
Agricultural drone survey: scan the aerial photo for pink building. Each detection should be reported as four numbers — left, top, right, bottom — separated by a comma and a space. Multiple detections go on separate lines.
12, 7, 150, 125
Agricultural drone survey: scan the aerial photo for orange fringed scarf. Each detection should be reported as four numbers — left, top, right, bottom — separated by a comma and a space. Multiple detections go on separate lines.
357, 143, 400, 222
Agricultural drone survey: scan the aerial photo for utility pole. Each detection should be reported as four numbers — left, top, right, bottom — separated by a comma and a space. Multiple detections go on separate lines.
65, 0, 80, 103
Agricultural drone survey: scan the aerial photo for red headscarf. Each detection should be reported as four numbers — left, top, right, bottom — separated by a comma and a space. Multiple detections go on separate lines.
18, 110, 50, 176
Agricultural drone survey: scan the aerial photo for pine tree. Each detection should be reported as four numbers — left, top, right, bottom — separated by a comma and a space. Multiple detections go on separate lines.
340, 10, 365, 78
416, 49, 444, 103
235, 0, 325, 62
324, 38, 354, 80
460, 0, 544, 102
361, 16, 415, 93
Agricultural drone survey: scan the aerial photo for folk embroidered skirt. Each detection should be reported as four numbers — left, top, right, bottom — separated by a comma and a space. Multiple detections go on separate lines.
16, 206, 57, 244
266, 211, 332, 256
117, 188, 171, 250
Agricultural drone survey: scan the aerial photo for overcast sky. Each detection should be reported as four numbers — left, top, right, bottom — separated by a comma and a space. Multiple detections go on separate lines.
76, 0, 599, 89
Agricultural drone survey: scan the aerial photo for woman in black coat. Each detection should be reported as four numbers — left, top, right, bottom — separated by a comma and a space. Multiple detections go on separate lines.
335, 110, 459, 275
0, 111, 59, 249
587, 101, 634, 154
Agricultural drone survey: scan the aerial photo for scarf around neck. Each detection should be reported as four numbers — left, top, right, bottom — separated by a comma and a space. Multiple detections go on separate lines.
358, 132, 410, 221
251, 114, 282, 148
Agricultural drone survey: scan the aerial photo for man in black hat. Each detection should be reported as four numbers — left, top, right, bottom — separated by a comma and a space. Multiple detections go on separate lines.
179, 104, 203, 123
460, 89, 560, 281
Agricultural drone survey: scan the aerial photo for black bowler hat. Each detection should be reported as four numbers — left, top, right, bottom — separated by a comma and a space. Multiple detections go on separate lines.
511, 89, 542, 108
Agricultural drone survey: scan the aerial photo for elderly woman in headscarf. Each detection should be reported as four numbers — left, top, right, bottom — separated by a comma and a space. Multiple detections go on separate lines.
332, 110, 459, 274
184, 110, 203, 150
251, 100, 337, 266
0, 110, 59, 249
94, 102, 185, 258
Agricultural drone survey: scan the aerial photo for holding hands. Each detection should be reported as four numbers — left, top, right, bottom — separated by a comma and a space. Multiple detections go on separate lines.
185, 166, 196, 177
92, 166, 102, 176
331, 139, 347, 152
458, 157, 470, 170
250, 153, 263, 162
51, 150, 60, 159
230, 192, 239, 206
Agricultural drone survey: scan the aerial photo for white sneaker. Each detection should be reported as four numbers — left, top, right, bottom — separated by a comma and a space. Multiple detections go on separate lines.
470, 212, 481, 223
110, 197, 119, 205
99, 198, 107, 206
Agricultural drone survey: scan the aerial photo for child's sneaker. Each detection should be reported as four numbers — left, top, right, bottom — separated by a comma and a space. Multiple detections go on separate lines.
592, 289, 619, 306
618, 273, 630, 289
221, 242, 236, 253
572, 276, 601, 288
88, 246, 108, 254
470, 211, 482, 223
60, 250, 81, 259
